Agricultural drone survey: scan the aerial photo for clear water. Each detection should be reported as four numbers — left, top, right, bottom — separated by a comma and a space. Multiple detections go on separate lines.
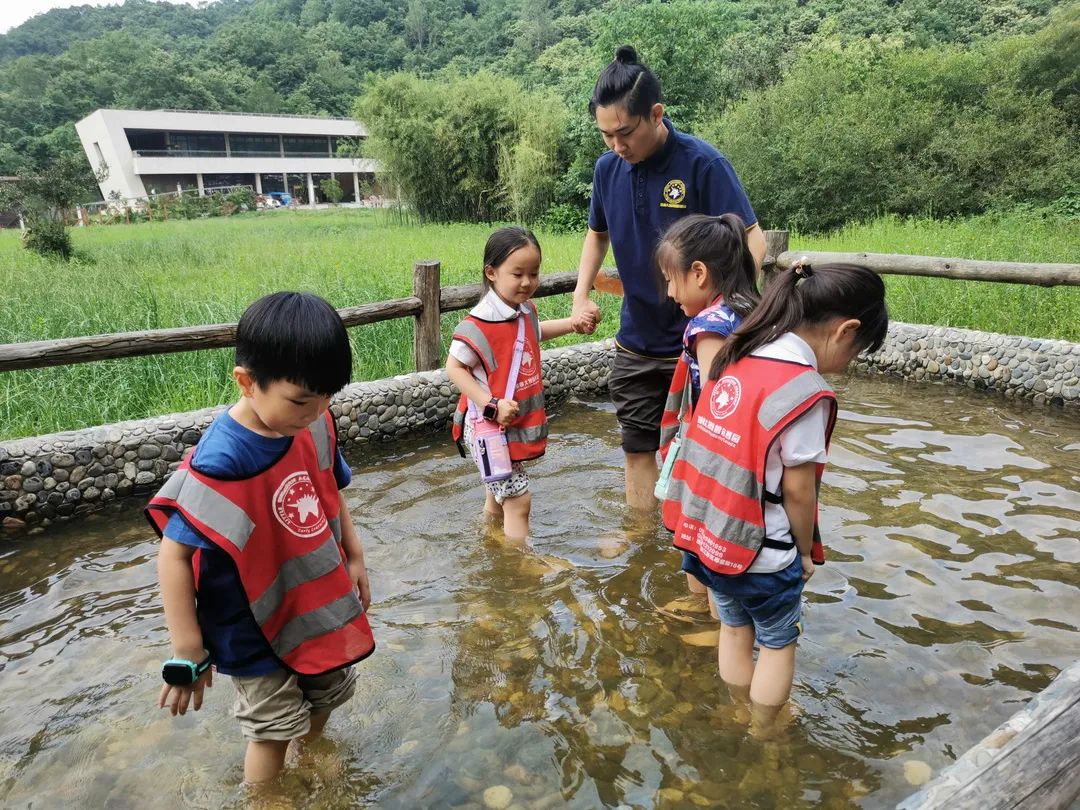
1, 377, 1078, 809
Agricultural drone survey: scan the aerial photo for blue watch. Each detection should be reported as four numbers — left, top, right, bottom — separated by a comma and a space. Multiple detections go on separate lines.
162, 652, 211, 686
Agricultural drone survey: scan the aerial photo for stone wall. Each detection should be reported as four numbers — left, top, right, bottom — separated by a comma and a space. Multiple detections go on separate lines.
1, 324, 1078, 535
0, 341, 614, 534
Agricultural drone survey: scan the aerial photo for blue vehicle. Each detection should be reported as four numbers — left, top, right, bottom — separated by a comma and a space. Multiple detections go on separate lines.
266, 191, 293, 206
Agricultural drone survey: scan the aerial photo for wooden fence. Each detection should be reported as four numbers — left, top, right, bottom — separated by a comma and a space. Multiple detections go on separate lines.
1, 230, 1078, 375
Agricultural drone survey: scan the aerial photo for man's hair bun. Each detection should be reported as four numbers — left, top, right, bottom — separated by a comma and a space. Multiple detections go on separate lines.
615, 45, 638, 64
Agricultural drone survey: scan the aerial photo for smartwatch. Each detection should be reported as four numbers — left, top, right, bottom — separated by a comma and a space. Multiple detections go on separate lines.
482, 397, 499, 421
162, 652, 212, 686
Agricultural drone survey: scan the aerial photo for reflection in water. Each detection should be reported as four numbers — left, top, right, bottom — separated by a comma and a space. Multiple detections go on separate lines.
0, 377, 1077, 808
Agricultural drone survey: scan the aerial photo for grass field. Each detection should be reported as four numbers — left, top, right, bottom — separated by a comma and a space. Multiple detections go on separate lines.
1, 207, 1077, 439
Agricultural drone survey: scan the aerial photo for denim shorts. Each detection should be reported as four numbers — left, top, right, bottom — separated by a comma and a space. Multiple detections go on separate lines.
683, 552, 805, 649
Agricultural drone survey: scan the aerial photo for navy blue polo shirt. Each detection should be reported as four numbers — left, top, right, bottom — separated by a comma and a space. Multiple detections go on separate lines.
589, 118, 757, 357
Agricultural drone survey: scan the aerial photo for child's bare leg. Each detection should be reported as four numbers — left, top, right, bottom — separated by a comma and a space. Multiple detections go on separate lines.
501, 492, 531, 542
244, 739, 290, 784
749, 643, 796, 708
718, 623, 756, 688
300, 711, 329, 744
483, 491, 503, 522
686, 572, 707, 595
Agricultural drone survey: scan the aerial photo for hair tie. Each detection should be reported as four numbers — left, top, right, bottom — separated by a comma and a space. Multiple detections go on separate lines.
793, 257, 814, 285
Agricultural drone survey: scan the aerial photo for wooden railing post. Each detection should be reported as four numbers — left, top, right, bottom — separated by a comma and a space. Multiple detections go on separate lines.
763, 229, 789, 279
413, 259, 442, 371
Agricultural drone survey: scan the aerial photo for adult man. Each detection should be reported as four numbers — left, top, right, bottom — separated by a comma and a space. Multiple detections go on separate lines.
572, 45, 766, 509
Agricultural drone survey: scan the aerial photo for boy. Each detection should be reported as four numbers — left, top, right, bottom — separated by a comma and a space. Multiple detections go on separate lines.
146, 291, 375, 784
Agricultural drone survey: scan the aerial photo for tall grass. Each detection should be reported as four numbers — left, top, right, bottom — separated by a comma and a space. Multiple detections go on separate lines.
1, 207, 1076, 439
795, 211, 1080, 340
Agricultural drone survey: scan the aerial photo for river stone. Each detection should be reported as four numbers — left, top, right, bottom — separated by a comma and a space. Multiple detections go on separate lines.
22, 477, 43, 494
137, 444, 161, 460
135, 471, 156, 485
482, 786, 513, 810
20, 461, 37, 477
74, 449, 92, 465
3, 475, 20, 491
903, 760, 933, 786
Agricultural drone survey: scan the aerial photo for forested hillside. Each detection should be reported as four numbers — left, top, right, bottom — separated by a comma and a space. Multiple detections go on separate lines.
1, 0, 1075, 229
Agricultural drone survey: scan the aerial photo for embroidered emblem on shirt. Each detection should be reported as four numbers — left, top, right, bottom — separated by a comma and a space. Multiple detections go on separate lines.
661, 179, 688, 209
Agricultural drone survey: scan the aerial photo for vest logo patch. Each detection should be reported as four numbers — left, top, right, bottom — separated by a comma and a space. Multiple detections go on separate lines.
273, 471, 328, 538
709, 376, 742, 420
661, 179, 687, 209
521, 345, 536, 373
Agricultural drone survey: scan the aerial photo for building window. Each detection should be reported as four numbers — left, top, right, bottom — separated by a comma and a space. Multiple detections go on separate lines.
230, 134, 281, 156
203, 173, 255, 191
167, 132, 227, 156
283, 135, 330, 156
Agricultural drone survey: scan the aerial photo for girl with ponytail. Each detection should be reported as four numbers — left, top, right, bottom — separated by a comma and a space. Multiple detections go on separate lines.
663, 260, 887, 723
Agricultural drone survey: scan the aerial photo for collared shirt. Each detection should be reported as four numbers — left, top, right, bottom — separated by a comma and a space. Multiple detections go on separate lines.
448, 289, 522, 389
589, 118, 757, 358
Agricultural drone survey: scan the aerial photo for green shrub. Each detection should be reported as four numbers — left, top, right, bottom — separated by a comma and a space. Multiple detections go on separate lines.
538, 202, 589, 234
702, 31, 1080, 232
22, 217, 72, 259
357, 72, 569, 223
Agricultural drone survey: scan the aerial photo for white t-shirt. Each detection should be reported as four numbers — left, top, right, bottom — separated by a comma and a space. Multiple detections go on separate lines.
744, 332, 832, 573
448, 289, 522, 393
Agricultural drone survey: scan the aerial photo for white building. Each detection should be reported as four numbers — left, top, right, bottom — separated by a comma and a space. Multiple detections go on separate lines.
75, 108, 377, 205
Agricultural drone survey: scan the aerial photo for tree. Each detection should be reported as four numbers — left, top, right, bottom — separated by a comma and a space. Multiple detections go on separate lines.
319, 177, 345, 204
0, 153, 108, 259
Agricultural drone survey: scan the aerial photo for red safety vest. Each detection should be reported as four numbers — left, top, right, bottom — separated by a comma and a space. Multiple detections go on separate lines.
146, 411, 375, 676
659, 296, 732, 462
659, 357, 691, 463
662, 355, 837, 575
451, 301, 548, 462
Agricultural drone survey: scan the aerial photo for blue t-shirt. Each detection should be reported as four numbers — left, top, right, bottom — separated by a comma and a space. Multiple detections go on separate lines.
684, 300, 742, 396
589, 118, 757, 358
163, 410, 352, 676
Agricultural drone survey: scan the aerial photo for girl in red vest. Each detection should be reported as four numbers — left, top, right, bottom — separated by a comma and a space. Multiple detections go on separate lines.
663, 260, 887, 727
655, 213, 759, 606
447, 227, 583, 543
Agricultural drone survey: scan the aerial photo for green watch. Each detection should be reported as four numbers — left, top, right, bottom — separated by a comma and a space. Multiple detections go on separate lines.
161, 652, 211, 686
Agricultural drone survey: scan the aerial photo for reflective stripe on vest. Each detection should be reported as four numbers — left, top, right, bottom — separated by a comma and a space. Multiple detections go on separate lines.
659, 358, 690, 460
154, 468, 256, 551
452, 318, 499, 373
145, 411, 375, 675
664, 356, 836, 575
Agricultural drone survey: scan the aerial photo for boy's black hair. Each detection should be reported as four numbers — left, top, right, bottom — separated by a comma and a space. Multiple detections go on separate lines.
235, 291, 352, 396
481, 226, 542, 292
589, 45, 662, 118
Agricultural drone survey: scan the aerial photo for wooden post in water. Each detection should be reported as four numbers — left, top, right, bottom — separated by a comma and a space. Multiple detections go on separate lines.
413, 260, 442, 371
762, 229, 789, 279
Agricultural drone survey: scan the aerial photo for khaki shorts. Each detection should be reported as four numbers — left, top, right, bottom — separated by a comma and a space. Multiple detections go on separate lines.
232, 666, 356, 741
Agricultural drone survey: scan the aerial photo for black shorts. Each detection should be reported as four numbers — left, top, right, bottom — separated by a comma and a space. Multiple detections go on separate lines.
608, 345, 679, 453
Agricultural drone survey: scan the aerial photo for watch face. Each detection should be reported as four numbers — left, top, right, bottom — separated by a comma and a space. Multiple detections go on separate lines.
162, 662, 195, 686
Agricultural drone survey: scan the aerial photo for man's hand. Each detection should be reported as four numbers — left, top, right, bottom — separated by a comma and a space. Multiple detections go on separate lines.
800, 553, 815, 582
347, 555, 372, 611
496, 398, 519, 426
158, 667, 212, 716
571, 298, 601, 335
